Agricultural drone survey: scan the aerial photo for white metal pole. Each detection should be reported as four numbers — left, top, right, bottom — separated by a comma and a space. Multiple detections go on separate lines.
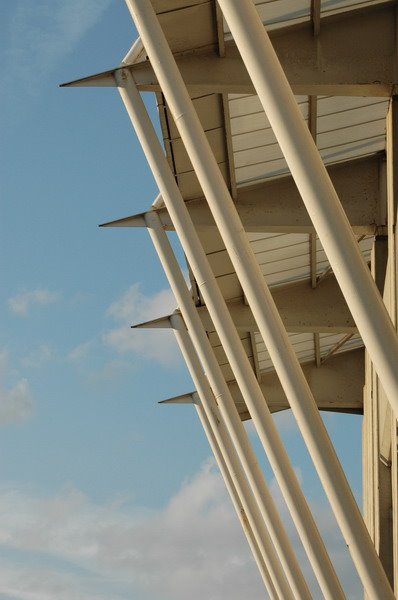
122, 2, 395, 597
121, 36, 143, 66
170, 315, 285, 598
190, 392, 279, 600
144, 209, 307, 600
215, 1, 398, 412
115, 66, 339, 598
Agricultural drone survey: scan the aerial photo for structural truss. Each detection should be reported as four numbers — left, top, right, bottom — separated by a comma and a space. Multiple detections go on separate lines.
63, 1, 398, 597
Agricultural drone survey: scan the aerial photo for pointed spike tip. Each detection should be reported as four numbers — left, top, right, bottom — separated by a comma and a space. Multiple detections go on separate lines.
131, 315, 173, 329
159, 393, 195, 405
99, 213, 147, 228
60, 68, 117, 88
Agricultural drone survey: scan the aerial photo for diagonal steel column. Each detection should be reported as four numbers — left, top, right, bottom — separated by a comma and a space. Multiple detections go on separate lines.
115, 66, 341, 598
217, 5, 398, 595
123, 2, 395, 597
168, 313, 285, 598
144, 209, 305, 600
190, 392, 279, 600
215, 0, 398, 415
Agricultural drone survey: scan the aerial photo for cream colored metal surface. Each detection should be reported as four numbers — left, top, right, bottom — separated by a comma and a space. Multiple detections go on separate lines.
150, 3, 391, 384
126, 0, 395, 595
88, 0, 392, 400
225, 0, 390, 32
230, 94, 388, 185
62, 2, 398, 98
170, 320, 293, 599
64, 0, 398, 594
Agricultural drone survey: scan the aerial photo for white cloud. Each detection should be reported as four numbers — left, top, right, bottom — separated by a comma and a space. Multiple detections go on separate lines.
8, 288, 60, 316
0, 349, 33, 425
245, 410, 299, 437
103, 284, 181, 367
0, 562, 125, 600
0, 348, 9, 375
21, 343, 54, 368
273, 409, 300, 434
0, 460, 361, 600
106, 284, 177, 324
0, 462, 263, 600
5, 0, 113, 93
0, 379, 33, 425
68, 341, 93, 362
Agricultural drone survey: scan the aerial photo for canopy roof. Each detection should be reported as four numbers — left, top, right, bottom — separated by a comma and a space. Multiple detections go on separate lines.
139, 0, 391, 417
64, 0, 396, 419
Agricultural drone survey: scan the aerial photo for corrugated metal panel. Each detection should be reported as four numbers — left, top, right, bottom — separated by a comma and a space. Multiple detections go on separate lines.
229, 95, 308, 184
319, 96, 388, 165
229, 94, 388, 186
252, 233, 373, 367
255, 331, 364, 373
223, 0, 388, 33
208, 330, 255, 381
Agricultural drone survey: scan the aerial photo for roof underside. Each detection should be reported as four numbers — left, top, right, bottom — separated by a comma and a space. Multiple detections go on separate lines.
134, 0, 392, 419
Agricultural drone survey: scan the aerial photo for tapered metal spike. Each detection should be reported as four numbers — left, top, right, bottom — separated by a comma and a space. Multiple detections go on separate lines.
131, 315, 173, 329
60, 68, 117, 88
159, 392, 194, 405
99, 213, 147, 228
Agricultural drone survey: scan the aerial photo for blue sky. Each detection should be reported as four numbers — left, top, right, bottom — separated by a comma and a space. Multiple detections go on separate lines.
1, 1, 364, 598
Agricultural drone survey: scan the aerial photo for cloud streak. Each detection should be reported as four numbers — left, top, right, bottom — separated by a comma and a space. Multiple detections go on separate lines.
0, 379, 33, 425
0, 462, 262, 599
0, 349, 33, 425
103, 284, 181, 367
5, 0, 113, 93
0, 460, 361, 599
21, 343, 54, 368
8, 288, 60, 316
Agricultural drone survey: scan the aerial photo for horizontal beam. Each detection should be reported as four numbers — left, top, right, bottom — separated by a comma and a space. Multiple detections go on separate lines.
133, 272, 356, 334
61, 3, 397, 96
232, 348, 364, 417
160, 155, 383, 234
100, 155, 384, 234
199, 273, 356, 334
160, 348, 364, 416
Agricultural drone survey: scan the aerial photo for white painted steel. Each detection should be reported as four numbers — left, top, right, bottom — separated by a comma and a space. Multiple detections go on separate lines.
220, 0, 398, 422
123, 2, 394, 597
218, 1, 398, 418
190, 393, 278, 600
116, 65, 340, 599
121, 37, 143, 65
230, 94, 388, 185
217, 4, 398, 597
170, 315, 284, 598
144, 209, 304, 600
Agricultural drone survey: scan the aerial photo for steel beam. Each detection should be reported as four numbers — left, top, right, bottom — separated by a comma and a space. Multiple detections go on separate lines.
144, 211, 309, 599
362, 98, 398, 592
200, 274, 356, 334
101, 155, 383, 235
133, 272, 356, 334
217, 0, 398, 422
170, 317, 291, 598
116, 64, 342, 596
62, 2, 398, 97
190, 393, 280, 599
127, 1, 395, 596
246, 348, 364, 416
217, 2, 397, 594
160, 347, 364, 418
387, 96, 398, 594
